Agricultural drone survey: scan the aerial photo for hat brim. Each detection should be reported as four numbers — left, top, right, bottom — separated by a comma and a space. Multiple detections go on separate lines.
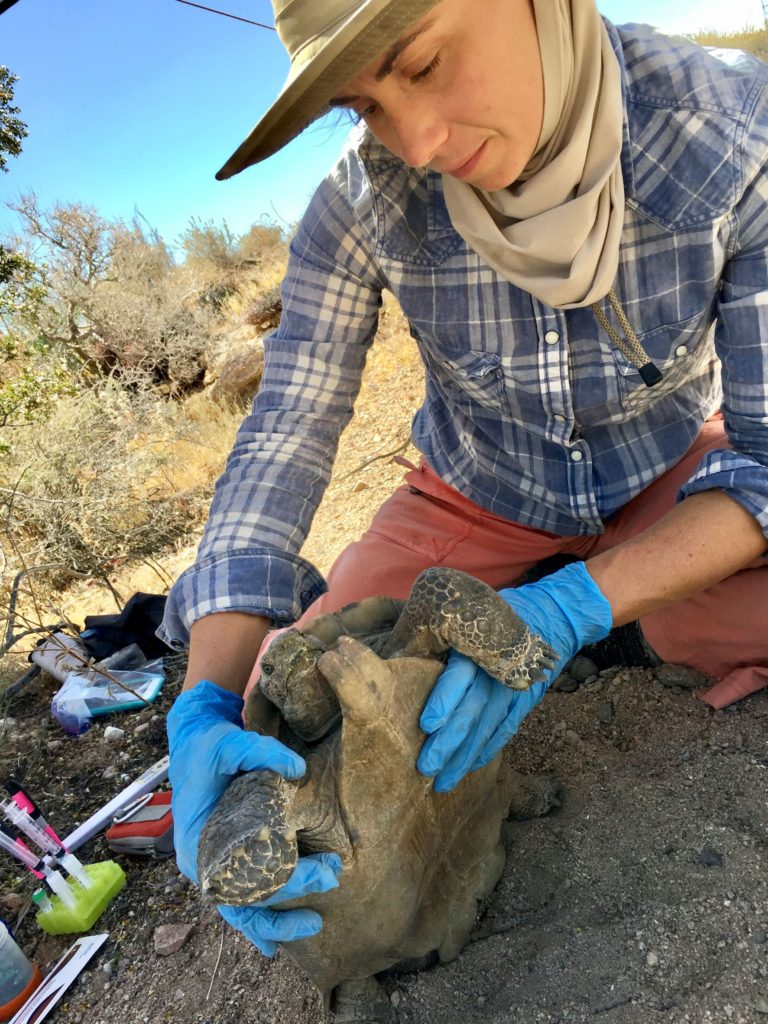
215, 0, 442, 180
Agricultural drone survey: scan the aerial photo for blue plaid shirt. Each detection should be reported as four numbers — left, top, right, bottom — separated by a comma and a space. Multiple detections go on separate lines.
161, 22, 768, 646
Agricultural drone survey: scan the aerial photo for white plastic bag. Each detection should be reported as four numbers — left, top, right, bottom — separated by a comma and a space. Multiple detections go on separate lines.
51, 658, 165, 734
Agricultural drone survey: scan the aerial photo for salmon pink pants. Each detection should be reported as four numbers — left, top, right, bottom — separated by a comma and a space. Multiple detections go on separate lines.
253, 417, 768, 709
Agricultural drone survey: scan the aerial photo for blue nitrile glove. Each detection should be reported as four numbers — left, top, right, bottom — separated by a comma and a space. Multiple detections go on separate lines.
167, 680, 342, 956
417, 561, 613, 792
217, 851, 343, 956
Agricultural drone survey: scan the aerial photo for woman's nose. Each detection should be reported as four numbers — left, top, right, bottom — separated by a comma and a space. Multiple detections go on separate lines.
388, 101, 448, 169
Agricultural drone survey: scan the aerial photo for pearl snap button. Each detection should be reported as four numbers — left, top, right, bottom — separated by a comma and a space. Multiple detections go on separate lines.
675, 345, 687, 357
545, 330, 560, 345
570, 450, 584, 462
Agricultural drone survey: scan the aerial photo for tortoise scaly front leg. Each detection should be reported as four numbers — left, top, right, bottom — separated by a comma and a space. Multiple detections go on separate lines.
382, 567, 557, 688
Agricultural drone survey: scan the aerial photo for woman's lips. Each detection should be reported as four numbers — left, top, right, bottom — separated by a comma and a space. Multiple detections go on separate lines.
446, 141, 487, 180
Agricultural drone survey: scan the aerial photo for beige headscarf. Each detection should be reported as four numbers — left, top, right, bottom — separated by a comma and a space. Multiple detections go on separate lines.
441, 0, 625, 309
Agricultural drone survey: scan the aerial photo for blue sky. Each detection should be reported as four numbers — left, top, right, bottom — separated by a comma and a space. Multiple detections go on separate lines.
1, 0, 765, 250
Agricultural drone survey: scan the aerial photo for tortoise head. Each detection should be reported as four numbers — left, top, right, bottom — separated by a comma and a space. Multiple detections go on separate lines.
259, 630, 341, 742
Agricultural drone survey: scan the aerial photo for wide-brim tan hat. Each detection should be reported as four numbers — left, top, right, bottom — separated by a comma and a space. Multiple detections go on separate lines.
215, 0, 443, 180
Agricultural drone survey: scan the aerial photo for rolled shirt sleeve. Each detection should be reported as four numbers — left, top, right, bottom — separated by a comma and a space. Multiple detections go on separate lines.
161, 141, 387, 646
679, 79, 768, 539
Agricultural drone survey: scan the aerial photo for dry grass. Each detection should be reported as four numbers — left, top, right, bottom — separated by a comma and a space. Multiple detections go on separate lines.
691, 25, 768, 60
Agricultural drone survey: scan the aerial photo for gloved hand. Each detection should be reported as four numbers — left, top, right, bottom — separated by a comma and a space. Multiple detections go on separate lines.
417, 561, 612, 792
217, 851, 343, 956
167, 680, 342, 955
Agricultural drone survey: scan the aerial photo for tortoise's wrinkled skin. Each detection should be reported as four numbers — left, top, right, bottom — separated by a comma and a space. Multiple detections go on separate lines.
198, 567, 560, 1020
383, 567, 557, 686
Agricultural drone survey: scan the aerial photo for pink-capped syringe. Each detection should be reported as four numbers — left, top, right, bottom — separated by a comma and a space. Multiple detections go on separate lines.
1, 798, 62, 856
3, 779, 65, 849
0, 823, 78, 908
0, 799, 92, 889
0, 823, 45, 877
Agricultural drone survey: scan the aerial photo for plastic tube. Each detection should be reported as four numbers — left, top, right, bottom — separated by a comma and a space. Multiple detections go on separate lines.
44, 870, 77, 910
31, 888, 54, 913
59, 853, 92, 889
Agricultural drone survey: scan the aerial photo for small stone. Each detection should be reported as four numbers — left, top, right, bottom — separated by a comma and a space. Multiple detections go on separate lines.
134, 722, 151, 736
646, 952, 659, 968
174, 989, 185, 1002
552, 673, 578, 693
565, 730, 581, 745
103, 726, 125, 743
102, 766, 117, 780
755, 997, 768, 1015
596, 701, 614, 725
390, 991, 401, 1008
154, 923, 195, 956
0, 718, 17, 730
698, 847, 724, 868
568, 656, 599, 683
46, 739, 64, 751
655, 664, 708, 690
477, 996, 487, 1008
353, 481, 368, 493
0, 893, 24, 915
102, 963, 113, 976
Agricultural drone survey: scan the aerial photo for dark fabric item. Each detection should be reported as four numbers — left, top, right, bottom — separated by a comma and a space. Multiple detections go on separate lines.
82, 592, 169, 661
578, 620, 661, 671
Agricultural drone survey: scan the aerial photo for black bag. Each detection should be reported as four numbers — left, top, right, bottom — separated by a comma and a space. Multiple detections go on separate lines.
81, 592, 168, 661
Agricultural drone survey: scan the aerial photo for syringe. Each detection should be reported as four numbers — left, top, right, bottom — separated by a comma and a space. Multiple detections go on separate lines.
1, 798, 62, 855
3, 779, 65, 848
1, 799, 92, 888
0, 824, 45, 877
0, 826, 78, 907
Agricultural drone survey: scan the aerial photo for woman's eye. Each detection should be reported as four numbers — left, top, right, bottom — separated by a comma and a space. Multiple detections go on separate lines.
411, 52, 442, 83
353, 103, 378, 124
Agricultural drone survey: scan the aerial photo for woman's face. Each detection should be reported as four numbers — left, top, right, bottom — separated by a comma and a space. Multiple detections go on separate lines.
330, 0, 544, 190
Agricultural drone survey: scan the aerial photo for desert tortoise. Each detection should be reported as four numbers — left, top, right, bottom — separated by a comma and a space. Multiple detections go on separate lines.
198, 567, 560, 1020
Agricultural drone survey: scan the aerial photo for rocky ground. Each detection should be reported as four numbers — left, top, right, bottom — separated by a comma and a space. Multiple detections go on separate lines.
2, 662, 768, 1024
2, 323, 768, 1024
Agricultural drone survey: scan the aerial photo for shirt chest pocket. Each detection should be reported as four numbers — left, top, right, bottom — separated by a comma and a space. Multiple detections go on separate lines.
614, 310, 718, 416
415, 332, 512, 418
